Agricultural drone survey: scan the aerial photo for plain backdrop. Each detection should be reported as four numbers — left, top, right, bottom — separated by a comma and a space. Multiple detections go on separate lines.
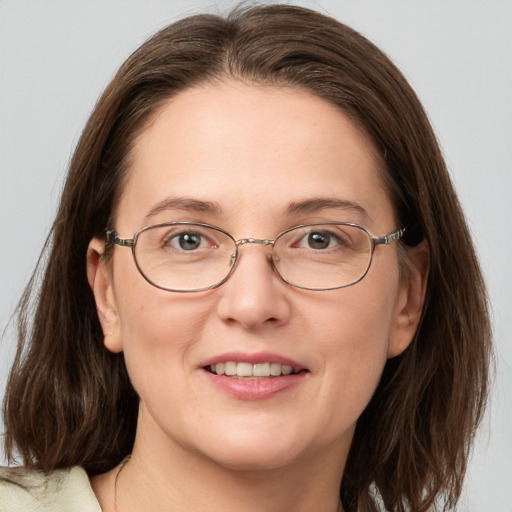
1, 1, 511, 510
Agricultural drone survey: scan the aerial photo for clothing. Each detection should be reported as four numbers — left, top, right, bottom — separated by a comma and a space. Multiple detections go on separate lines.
0, 466, 101, 512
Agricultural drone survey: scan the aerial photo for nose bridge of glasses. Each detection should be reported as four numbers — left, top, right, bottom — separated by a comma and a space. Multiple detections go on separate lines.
235, 238, 275, 247
230, 238, 277, 277
233, 238, 276, 267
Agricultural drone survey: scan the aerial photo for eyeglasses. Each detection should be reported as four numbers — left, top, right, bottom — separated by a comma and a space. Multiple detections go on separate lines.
106, 222, 405, 292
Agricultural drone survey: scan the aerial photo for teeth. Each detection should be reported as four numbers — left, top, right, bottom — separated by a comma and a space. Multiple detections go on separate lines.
236, 362, 253, 377
270, 363, 282, 376
210, 362, 296, 377
225, 362, 237, 376
281, 365, 293, 375
253, 363, 270, 377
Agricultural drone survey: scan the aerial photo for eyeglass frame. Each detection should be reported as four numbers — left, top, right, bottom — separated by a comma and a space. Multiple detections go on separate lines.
105, 221, 406, 293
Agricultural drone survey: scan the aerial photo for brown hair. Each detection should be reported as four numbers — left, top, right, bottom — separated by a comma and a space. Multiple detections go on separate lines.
3, 4, 491, 512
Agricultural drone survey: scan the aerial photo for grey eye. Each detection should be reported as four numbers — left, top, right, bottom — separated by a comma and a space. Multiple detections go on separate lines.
171, 232, 204, 251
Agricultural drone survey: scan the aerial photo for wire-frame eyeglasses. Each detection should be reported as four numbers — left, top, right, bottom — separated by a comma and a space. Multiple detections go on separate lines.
106, 221, 406, 292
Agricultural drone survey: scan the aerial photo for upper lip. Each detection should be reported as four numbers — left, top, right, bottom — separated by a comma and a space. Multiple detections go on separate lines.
200, 351, 307, 373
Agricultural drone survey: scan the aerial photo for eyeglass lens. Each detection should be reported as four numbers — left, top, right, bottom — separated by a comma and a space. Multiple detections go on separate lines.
132, 223, 373, 292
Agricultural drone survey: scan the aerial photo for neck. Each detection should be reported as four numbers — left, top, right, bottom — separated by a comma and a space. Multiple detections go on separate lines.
124, 451, 344, 512
93, 409, 350, 512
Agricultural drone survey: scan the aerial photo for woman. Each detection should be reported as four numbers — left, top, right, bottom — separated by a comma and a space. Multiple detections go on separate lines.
1, 4, 491, 512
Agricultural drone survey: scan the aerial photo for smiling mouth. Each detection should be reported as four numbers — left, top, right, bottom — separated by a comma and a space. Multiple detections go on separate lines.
207, 362, 302, 378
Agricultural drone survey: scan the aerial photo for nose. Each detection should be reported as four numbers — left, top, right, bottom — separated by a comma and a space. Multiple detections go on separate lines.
215, 244, 292, 330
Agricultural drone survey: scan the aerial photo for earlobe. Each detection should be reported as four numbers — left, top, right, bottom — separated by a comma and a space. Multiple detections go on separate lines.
387, 241, 430, 358
87, 238, 123, 353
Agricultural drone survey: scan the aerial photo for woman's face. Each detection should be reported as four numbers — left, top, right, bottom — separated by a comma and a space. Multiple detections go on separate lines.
90, 81, 419, 472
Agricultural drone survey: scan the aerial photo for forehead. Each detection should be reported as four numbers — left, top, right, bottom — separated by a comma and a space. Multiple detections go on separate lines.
118, 81, 394, 233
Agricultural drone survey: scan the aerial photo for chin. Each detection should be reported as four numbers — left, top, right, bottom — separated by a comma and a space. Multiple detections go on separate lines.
206, 446, 302, 472
191, 426, 316, 472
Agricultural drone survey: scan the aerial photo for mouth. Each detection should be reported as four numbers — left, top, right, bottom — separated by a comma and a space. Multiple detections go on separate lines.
201, 353, 308, 400
206, 362, 302, 378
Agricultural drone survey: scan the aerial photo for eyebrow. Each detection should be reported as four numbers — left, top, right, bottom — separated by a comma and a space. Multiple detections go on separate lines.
144, 196, 369, 223
144, 196, 222, 222
285, 198, 370, 219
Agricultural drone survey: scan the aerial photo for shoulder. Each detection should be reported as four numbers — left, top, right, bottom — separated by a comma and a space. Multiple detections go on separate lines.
0, 466, 101, 512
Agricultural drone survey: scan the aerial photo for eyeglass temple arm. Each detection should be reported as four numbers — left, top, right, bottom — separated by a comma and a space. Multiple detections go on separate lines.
105, 230, 135, 248
373, 227, 406, 246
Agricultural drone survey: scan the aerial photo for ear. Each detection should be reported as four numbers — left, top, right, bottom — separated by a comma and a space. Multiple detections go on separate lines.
87, 237, 123, 353
387, 241, 430, 358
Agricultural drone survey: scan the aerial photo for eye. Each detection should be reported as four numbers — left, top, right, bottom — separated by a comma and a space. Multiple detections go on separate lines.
166, 231, 209, 251
298, 230, 342, 250
306, 231, 334, 249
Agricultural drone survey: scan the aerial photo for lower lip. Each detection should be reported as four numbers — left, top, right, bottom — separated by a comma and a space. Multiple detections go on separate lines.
202, 370, 308, 400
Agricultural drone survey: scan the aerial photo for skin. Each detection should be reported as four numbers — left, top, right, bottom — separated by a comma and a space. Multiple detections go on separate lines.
87, 81, 428, 512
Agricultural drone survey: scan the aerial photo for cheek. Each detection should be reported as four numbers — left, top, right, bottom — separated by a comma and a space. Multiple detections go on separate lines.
307, 273, 397, 356
320, 302, 390, 377
114, 278, 213, 395
306, 278, 399, 419
113, 250, 210, 347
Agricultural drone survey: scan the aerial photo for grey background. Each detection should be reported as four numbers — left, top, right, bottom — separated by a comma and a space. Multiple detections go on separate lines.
1, 1, 511, 510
